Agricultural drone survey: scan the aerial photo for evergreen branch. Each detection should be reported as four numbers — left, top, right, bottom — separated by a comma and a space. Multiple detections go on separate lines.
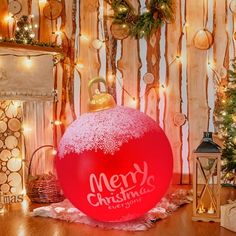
107, 0, 174, 39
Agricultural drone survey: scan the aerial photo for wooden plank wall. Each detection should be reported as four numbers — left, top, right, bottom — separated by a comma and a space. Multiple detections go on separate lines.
0, 0, 234, 184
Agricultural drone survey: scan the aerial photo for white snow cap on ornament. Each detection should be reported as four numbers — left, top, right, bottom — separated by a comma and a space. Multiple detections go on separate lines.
58, 106, 160, 158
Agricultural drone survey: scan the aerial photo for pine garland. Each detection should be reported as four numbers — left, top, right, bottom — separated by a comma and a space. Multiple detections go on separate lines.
107, 0, 174, 38
0, 37, 58, 49
215, 60, 236, 186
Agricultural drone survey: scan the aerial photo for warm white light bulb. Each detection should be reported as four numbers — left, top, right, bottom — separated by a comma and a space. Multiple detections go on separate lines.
160, 4, 165, 9
54, 120, 62, 126
92, 39, 103, 49
39, 0, 47, 5
118, 6, 128, 13
34, 24, 38, 28
30, 33, 35, 38
129, 97, 137, 108
21, 189, 27, 195
22, 125, 32, 133
107, 73, 115, 83
76, 62, 84, 69
176, 55, 182, 62
207, 60, 215, 69
160, 84, 166, 92
13, 101, 21, 108
55, 30, 62, 36
80, 35, 90, 42
52, 149, 57, 155
5, 14, 14, 23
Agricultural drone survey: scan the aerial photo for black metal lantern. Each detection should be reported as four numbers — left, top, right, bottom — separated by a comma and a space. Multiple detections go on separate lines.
192, 132, 221, 222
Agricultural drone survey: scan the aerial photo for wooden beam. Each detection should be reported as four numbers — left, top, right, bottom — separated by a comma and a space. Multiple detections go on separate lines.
144, 29, 161, 122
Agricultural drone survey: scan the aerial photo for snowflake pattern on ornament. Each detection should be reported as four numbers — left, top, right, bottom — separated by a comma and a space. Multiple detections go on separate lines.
58, 106, 160, 158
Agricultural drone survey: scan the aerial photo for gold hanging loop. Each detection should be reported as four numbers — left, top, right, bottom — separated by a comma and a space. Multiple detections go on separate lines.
88, 77, 116, 112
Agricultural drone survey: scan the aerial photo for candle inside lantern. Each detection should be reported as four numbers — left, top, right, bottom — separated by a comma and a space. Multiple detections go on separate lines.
207, 203, 215, 214
198, 204, 206, 214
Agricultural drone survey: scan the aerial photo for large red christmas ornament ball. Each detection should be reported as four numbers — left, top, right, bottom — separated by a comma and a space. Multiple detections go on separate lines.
56, 106, 173, 222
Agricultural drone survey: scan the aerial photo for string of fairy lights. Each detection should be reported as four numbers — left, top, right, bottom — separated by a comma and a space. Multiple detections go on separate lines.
72, 0, 223, 109
0, 0, 232, 123
0, 2, 65, 154
0, 8, 60, 156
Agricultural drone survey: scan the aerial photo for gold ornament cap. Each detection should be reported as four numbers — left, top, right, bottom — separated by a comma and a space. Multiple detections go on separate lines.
88, 77, 116, 112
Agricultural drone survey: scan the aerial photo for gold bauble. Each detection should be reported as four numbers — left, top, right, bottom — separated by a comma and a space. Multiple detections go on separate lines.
110, 23, 130, 40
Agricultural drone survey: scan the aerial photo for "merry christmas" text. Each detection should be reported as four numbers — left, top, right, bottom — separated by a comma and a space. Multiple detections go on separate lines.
87, 161, 156, 208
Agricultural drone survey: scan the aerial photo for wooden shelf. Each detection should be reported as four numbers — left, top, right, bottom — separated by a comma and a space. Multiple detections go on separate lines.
0, 42, 62, 55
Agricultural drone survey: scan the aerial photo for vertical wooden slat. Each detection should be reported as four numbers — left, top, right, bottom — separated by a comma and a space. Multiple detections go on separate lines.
165, 0, 183, 184
117, 0, 141, 109
144, 29, 161, 121
0, 0, 9, 37
27, 0, 32, 14
58, 0, 77, 133
31, 0, 40, 40
62, 0, 73, 38
18, 0, 29, 16
186, 0, 209, 182
104, 2, 117, 100
38, 2, 53, 42
145, 88, 158, 121
213, 0, 228, 78
78, 1, 100, 114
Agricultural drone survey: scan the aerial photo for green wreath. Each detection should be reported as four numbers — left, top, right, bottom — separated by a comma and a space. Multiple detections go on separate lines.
107, 0, 174, 39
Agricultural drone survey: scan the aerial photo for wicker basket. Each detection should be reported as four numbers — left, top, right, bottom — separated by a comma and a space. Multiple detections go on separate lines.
27, 145, 64, 203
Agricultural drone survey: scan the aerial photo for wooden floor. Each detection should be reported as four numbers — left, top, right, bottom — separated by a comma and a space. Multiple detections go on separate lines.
0, 187, 236, 236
